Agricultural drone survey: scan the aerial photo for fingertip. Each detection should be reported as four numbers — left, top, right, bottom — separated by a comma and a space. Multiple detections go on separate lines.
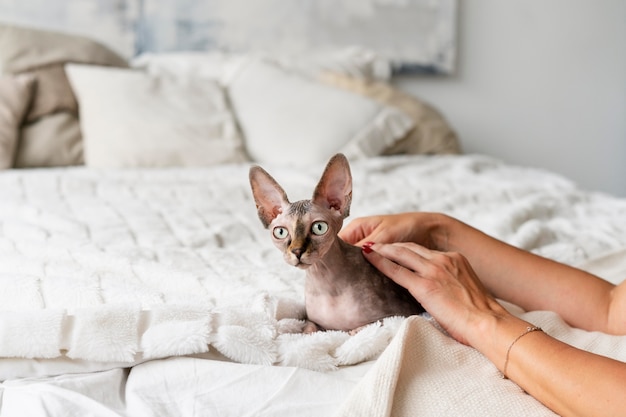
361, 241, 373, 254
338, 229, 357, 245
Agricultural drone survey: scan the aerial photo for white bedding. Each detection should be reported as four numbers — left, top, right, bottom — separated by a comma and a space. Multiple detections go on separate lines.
1, 154, 625, 416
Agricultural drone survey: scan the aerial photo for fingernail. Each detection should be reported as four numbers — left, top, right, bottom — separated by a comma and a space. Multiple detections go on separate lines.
362, 241, 374, 254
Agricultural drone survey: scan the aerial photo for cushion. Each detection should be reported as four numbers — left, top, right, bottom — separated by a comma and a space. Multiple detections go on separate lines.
0, 74, 35, 169
0, 23, 129, 167
0, 24, 128, 73
15, 112, 83, 168
23, 64, 79, 122
65, 64, 249, 168
228, 58, 414, 165
318, 71, 462, 155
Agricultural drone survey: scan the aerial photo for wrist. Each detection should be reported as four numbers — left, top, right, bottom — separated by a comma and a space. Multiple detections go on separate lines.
469, 309, 539, 374
427, 213, 457, 252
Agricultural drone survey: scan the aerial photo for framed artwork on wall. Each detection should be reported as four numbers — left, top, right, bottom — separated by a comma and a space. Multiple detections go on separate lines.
0, 0, 457, 74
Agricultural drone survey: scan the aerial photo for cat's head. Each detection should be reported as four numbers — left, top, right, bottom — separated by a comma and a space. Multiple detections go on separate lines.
249, 153, 352, 269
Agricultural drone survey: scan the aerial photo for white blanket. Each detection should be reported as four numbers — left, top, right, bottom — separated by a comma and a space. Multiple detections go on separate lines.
2, 252, 623, 417
1, 154, 626, 382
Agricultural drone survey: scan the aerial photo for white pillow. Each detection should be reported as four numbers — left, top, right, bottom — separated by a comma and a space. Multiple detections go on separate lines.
228, 58, 413, 165
131, 51, 248, 86
65, 64, 248, 168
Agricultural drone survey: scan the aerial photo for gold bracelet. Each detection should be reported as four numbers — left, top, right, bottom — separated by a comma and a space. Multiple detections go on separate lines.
502, 325, 543, 379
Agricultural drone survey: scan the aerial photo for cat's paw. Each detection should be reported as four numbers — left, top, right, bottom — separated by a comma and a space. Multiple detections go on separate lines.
348, 325, 367, 336
302, 320, 321, 334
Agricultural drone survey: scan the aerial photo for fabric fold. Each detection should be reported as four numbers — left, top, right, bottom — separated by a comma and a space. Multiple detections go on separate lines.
0, 309, 65, 358
339, 105, 415, 160
141, 305, 213, 360
66, 304, 140, 362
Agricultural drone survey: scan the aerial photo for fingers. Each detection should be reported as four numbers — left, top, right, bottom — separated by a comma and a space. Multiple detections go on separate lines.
338, 220, 362, 244
340, 213, 423, 246
362, 242, 435, 291
390, 242, 437, 260
361, 245, 420, 291
371, 241, 438, 267
339, 217, 380, 245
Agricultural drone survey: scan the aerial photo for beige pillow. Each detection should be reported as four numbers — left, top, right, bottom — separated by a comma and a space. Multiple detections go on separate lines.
0, 24, 128, 73
0, 23, 129, 167
0, 74, 35, 169
228, 58, 415, 165
15, 112, 84, 168
23, 64, 79, 122
66, 64, 248, 168
318, 72, 462, 155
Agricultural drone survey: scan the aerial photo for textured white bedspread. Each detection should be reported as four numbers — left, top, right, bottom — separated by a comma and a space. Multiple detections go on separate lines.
1, 154, 625, 416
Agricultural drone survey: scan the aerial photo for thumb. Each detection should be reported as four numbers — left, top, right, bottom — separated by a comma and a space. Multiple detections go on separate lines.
339, 225, 365, 245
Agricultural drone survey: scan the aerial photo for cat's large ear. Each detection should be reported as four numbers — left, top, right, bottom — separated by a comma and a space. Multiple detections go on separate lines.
249, 166, 290, 228
312, 153, 352, 218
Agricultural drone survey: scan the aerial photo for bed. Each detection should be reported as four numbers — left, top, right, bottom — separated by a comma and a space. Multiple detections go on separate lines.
1, 23, 626, 417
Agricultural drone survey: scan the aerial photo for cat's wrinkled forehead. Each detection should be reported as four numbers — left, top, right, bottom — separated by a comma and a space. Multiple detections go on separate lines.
288, 200, 312, 216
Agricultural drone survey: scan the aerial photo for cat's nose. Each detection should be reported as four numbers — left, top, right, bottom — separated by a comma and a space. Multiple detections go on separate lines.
291, 247, 304, 259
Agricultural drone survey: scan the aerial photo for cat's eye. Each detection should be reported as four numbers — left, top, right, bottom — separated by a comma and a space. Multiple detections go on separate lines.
311, 221, 329, 236
273, 227, 289, 239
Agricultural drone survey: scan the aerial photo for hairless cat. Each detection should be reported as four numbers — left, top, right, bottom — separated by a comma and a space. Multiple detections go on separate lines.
250, 153, 424, 333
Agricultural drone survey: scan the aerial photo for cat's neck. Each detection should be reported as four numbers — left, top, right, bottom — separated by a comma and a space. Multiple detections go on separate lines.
305, 238, 366, 286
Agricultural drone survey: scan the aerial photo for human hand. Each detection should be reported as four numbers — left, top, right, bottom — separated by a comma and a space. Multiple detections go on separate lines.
339, 212, 444, 248
361, 241, 509, 346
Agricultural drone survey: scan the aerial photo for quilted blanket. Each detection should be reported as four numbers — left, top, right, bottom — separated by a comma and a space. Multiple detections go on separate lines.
1, 154, 625, 380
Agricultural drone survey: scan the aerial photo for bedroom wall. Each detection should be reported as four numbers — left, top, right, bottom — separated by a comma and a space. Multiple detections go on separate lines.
2, 1, 623, 196
395, 0, 626, 197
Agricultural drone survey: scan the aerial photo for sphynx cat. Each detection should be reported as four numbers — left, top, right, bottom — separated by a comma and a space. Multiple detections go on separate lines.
249, 153, 424, 333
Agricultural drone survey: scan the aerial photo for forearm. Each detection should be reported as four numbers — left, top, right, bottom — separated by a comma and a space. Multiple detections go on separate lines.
431, 214, 616, 332
474, 313, 626, 417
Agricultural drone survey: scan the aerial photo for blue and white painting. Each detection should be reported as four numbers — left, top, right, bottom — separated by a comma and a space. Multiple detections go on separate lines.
0, 0, 457, 73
